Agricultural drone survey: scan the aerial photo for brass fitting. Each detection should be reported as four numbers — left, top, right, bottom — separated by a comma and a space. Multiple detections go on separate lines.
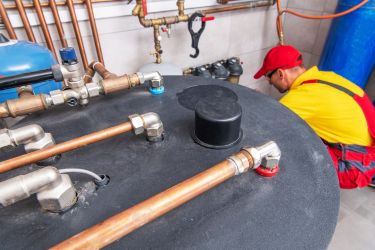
128, 112, 164, 141
0, 94, 49, 118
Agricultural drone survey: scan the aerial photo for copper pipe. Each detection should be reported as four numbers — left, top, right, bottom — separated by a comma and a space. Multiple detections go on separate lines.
66, 0, 88, 69
5, 0, 124, 10
202, 0, 275, 15
0, 94, 49, 118
85, 0, 104, 65
51, 150, 254, 249
0, 121, 133, 174
50, 0, 68, 48
0, 1, 17, 39
15, 0, 36, 42
33, 0, 57, 58
84, 61, 117, 83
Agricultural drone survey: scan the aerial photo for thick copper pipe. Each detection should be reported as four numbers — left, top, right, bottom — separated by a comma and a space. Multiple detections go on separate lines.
85, 0, 104, 65
0, 1, 17, 39
0, 121, 133, 174
51, 150, 253, 250
5, 0, 123, 10
33, 0, 57, 58
50, 0, 68, 48
84, 61, 116, 83
14, 0, 36, 42
202, 0, 274, 15
66, 0, 88, 69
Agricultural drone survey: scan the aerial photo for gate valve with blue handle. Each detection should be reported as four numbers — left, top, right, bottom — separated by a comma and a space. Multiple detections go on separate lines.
188, 12, 215, 58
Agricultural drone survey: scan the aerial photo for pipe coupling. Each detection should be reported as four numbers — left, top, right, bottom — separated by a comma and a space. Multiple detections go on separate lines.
137, 71, 164, 88
0, 167, 77, 212
227, 152, 251, 175
0, 124, 55, 153
128, 112, 164, 141
242, 141, 281, 170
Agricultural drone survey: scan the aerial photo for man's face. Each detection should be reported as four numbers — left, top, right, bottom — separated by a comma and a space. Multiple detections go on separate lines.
266, 69, 289, 93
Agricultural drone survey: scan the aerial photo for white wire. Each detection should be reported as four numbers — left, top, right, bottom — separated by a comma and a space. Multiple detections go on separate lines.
59, 168, 102, 181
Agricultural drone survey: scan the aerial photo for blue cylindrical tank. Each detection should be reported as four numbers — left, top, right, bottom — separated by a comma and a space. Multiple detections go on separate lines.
319, 0, 375, 88
0, 34, 62, 103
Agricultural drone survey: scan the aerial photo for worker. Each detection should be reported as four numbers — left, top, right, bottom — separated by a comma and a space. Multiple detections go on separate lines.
254, 45, 375, 189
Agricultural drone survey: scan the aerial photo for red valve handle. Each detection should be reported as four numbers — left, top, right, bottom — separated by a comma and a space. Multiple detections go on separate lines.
142, 0, 148, 16
161, 27, 168, 32
202, 16, 215, 22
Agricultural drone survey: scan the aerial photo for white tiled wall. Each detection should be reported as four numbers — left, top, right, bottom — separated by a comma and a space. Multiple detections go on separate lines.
0, 0, 338, 97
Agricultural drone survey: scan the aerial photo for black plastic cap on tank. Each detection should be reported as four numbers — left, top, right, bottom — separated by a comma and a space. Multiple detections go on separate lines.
192, 97, 242, 149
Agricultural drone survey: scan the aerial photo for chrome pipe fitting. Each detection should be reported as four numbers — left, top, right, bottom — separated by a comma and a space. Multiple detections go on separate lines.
0, 166, 77, 212
243, 141, 281, 170
128, 112, 164, 142
0, 124, 55, 153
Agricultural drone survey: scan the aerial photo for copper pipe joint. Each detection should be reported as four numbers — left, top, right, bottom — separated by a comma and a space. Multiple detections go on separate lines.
202, 1, 275, 15
0, 121, 133, 174
84, 62, 116, 83
100, 73, 141, 94
0, 1, 17, 39
15, 0, 36, 42
0, 95, 48, 118
51, 150, 254, 249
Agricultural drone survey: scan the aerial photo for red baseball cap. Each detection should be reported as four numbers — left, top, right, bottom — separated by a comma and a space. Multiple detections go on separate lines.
254, 45, 303, 79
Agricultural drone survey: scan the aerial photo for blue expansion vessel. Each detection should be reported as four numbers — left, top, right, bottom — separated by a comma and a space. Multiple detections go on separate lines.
319, 0, 375, 88
0, 34, 62, 103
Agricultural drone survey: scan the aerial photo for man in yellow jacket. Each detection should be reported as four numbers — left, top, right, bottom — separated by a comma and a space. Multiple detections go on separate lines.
254, 45, 375, 189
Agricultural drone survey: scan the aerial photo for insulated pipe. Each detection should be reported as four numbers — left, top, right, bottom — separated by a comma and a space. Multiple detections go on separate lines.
0, 67, 63, 91
85, 0, 104, 65
0, 1, 17, 39
66, 0, 88, 69
14, 0, 36, 42
51, 141, 281, 250
49, 0, 68, 48
0, 112, 163, 173
33, 0, 57, 58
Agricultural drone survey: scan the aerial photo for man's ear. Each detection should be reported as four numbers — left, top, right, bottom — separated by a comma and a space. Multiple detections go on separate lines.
277, 69, 284, 80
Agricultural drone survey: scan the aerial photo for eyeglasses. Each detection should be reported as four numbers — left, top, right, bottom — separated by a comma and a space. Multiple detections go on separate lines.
266, 69, 278, 79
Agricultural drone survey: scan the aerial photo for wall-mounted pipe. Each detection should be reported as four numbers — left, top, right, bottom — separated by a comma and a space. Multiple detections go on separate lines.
0, 1, 17, 39
50, 0, 68, 48
132, 0, 190, 63
51, 141, 281, 249
14, 0, 36, 42
66, 0, 88, 69
202, 0, 275, 15
0, 112, 164, 174
32, 0, 57, 58
0, 124, 55, 153
0, 166, 77, 212
85, 0, 105, 65
4, 0, 122, 10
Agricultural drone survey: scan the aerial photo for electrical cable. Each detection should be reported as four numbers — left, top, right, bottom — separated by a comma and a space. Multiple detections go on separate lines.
276, 0, 369, 45
59, 168, 102, 181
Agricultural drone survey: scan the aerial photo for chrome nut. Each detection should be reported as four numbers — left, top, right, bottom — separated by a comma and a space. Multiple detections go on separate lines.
50, 90, 65, 105
145, 122, 164, 139
128, 114, 145, 135
261, 155, 280, 170
24, 133, 55, 153
150, 78, 164, 88
67, 79, 85, 89
0, 130, 14, 151
85, 82, 101, 97
37, 174, 77, 212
